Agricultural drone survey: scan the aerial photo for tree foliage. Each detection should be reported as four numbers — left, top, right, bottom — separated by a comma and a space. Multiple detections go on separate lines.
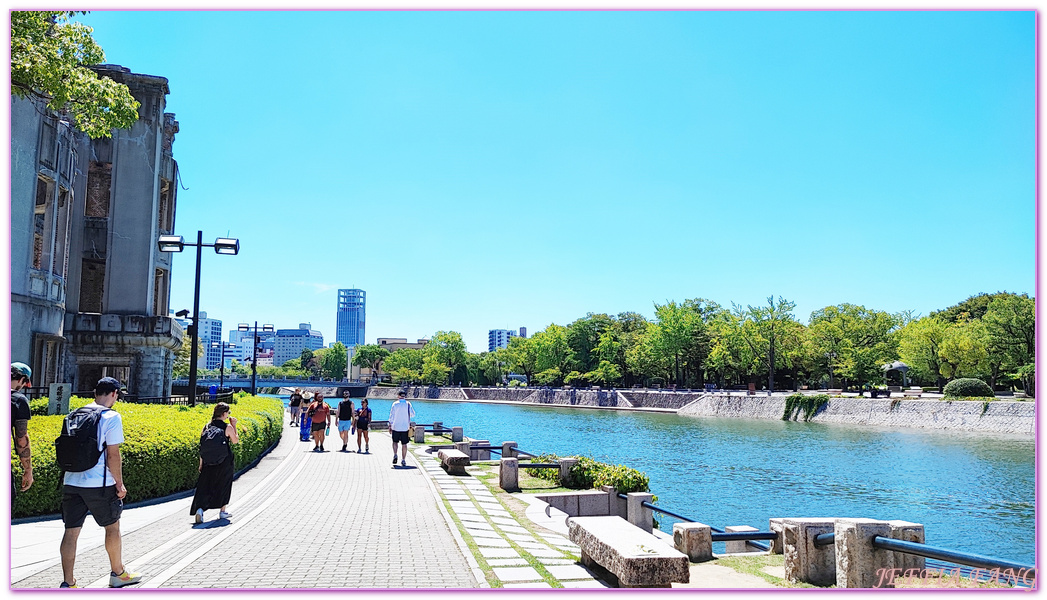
11, 11, 140, 138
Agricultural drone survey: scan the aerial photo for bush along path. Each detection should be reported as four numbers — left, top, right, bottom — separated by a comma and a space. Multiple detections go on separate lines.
11, 393, 283, 518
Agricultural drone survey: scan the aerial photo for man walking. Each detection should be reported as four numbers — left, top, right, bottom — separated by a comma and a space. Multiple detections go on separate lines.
58, 377, 141, 588
388, 391, 415, 467
11, 362, 34, 507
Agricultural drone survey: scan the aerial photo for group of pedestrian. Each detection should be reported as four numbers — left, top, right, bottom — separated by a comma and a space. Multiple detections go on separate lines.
290, 389, 413, 466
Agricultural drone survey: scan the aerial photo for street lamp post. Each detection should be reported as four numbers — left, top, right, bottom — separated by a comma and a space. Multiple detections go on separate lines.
238, 322, 274, 396
158, 230, 239, 406
211, 341, 232, 389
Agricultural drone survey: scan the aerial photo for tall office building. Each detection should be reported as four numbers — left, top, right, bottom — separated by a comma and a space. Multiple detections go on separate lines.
336, 289, 366, 348
274, 323, 324, 366
488, 329, 517, 352
519, 327, 527, 338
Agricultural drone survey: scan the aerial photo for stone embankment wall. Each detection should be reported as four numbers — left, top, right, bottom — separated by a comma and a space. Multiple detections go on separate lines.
677, 394, 1034, 436
621, 391, 704, 410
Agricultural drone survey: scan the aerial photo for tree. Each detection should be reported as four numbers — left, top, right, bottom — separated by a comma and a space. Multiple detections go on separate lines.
898, 317, 949, 389
506, 336, 540, 384
808, 304, 899, 390
533, 324, 572, 386
173, 334, 204, 378
320, 342, 348, 379
423, 331, 467, 385
743, 296, 801, 391
649, 301, 698, 385
566, 313, 616, 373
384, 348, 423, 384
938, 318, 989, 381
352, 344, 390, 380
982, 294, 1035, 393
11, 11, 140, 138
931, 292, 1017, 323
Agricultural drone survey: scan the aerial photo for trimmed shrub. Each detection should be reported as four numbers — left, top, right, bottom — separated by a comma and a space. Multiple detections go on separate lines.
523, 453, 649, 494
11, 395, 282, 518
943, 378, 994, 399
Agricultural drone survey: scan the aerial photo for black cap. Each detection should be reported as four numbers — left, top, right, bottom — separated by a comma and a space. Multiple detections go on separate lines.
95, 377, 122, 394
398, 390, 406, 397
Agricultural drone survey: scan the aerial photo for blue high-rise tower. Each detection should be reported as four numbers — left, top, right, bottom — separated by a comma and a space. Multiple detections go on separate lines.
336, 289, 366, 348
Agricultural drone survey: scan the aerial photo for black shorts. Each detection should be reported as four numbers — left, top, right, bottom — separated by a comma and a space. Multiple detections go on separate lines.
391, 430, 410, 444
311, 422, 326, 432
62, 485, 123, 529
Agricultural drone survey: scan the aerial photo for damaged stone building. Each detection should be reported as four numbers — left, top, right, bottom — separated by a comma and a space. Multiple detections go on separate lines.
10, 64, 184, 397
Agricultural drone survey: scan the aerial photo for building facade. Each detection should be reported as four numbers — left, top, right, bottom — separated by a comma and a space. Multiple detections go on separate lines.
274, 323, 324, 366
11, 65, 182, 396
488, 329, 517, 352
335, 289, 366, 348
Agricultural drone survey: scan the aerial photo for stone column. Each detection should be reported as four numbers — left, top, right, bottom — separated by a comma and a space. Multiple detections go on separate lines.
471, 439, 490, 460
725, 525, 760, 553
600, 485, 617, 517
674, 522, 713, 562
835, 518, 893, 588
413, 425, 426, 443
499, 457, 519, 491
502, 441, 517, 458
558, 458, 579, 487
887, 520, 925, 576
769, 518, 785, 554
626, 492, 654, 533
454, 441, 471, 455
433, 421, 443, 435
783, 519, 836, 586
452, 426, 464, 442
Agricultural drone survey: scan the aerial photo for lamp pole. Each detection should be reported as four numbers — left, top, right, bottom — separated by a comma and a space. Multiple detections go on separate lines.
212, 342, 229, 389
157, 230, 239, 407
238, 322, 274, 396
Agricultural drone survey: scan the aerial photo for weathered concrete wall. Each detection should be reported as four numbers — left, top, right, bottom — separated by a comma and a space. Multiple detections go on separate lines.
622, 391, 704, 410
677, 394, 1034, 436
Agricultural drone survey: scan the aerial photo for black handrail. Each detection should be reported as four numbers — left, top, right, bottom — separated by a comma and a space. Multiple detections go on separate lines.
814, 532, 836, 547
872, 536, 1035, 576
711, 531, 778, 542
522, 463, 559, 469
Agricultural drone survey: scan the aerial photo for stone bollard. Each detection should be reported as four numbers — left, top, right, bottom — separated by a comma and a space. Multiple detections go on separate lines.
835, 519, 893, 588
783, 519, 836, 586
499, 457, 519, 491
674, 522, 713, 562
558, 458, 579, 488
413, 424, 426, 443
600, 485, 618, 517
433, 421, 443, 436
452, 426, 464, 442
471, 439, 490, 460
769, 519, 785, 554
502, 441, 518, 458
887, 521, 925, 576
454, 441, 471, 456
626, 492, 654, 533
725, 525, 760, 554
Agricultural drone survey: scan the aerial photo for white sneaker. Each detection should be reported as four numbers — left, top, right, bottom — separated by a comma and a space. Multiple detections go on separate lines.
194, 508, 203, 524
219, 511, 232, 520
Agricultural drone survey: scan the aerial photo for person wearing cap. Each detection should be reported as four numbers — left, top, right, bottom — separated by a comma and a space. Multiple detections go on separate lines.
58, 377, 142, 589
11, 362, 34, 502
388, 391, 416, 467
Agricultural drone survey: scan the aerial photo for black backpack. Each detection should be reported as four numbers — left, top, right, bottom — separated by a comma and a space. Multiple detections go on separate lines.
54, 406, 111, 473
200, 422, 229, 466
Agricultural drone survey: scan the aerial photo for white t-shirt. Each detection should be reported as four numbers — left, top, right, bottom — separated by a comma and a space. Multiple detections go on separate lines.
388, 399, 416, 432
63, 403, 125, 488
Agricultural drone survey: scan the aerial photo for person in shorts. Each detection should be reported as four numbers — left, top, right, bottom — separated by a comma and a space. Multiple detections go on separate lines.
388, 391, 416, 467
308, 393, 331, 452
288, 389, 303, 426
355, 399, 371, 453
11, 362, 33, 507
335, 391, 356, 452
59, 377, 142, 589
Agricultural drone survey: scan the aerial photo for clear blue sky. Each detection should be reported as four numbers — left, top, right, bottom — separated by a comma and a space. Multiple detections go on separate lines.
77, 10, 1035, 353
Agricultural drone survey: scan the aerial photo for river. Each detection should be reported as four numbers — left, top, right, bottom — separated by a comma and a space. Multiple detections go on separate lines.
266, 394, 1035, 565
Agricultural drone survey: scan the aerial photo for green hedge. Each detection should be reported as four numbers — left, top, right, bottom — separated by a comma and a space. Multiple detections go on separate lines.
943, 378, 994, 399
524, 453, 650, 493
11, 395, 283, 518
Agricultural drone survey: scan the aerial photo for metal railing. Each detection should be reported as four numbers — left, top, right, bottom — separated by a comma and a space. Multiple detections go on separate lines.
609, 493, 772, 552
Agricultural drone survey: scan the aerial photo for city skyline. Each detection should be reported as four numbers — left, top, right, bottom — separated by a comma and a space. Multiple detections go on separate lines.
69, 10, 1034, 354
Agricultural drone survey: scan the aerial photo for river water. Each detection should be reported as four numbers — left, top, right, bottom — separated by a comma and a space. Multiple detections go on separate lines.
267, 395, 1035, 565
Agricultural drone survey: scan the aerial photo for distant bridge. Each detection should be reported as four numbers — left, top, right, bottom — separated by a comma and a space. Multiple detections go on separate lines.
171, 377, 372, 396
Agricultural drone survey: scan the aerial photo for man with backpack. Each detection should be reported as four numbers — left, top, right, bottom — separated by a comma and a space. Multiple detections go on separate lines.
55, 377, 142, 588
11, 362, 34, 506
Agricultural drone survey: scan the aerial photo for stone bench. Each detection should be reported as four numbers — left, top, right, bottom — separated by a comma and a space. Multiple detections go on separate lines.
437, 448, 470, 475
567, 515, 689, 588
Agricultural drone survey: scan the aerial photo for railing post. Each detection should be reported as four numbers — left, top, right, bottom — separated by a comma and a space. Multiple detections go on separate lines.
499, 457, 519, 491
835, 518, 893, 588
558, 458, 579, 488
501, 441, 517, 458
783, 519, 836, 586
674, 522, 713, 562
471, 439, 490, 460
433, 421, 443, 434
600, 485, 616, 516
451, 426, 463, 442
769, 518, 785, 554
454, 441, 471, 456
887, 520, 925, 576
626, 492, 654, 533
725, 525, 760, 553
413, 424, 426, 443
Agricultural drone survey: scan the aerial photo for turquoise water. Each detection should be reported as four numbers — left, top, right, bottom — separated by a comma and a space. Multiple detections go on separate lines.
263, 395, 1035, 565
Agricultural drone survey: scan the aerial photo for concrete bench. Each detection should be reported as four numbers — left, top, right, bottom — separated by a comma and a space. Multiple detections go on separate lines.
437, 448, 470, 475
567, 516, 689, 588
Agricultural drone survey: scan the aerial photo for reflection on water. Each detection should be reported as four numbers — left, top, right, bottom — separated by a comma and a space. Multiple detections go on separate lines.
263, 394, 1034, 564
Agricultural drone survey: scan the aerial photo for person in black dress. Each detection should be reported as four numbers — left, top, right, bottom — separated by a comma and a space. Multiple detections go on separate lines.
191, 403, 239, 523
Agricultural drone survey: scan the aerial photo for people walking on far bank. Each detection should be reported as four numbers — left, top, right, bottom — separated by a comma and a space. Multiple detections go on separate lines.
57, 377, 141, 588
308, 393, 331, 452
289, 389, 304, 426
388, 391, 415, 467
356, 399, 371, 453
191, 403, 239, 524
336, 392, 356, 452
11, 362, 34, 507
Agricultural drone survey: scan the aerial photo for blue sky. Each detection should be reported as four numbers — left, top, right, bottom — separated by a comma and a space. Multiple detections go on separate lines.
75, 10, 1035, 353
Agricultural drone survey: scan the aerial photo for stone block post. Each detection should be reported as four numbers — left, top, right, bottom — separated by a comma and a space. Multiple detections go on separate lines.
887, 520, 925, 576
674, 522, 713, 562
783, 519, 836, 586
454, 441, 471, 456
413, 424, 426, 443
471, 439, 490, 460
502, 441, 518, 458
499, 457, 519, 491
452, 426, 464, 442
769, 519, 785, 554
725, 525, 760, 553
558, 458, 579, 487
626, 492, 654, 533
600, 486, 618, 517
433, 421, 443, 435
835, 518, 893, 588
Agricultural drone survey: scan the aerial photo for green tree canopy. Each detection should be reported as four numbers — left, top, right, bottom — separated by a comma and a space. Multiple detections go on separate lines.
384, 348, 423, 384
320, 343, 348, 379
11, 11, 140, 138
351, 344, 391, 374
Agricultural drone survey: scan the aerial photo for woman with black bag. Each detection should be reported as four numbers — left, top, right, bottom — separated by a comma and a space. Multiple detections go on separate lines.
191, 403, 239, 524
